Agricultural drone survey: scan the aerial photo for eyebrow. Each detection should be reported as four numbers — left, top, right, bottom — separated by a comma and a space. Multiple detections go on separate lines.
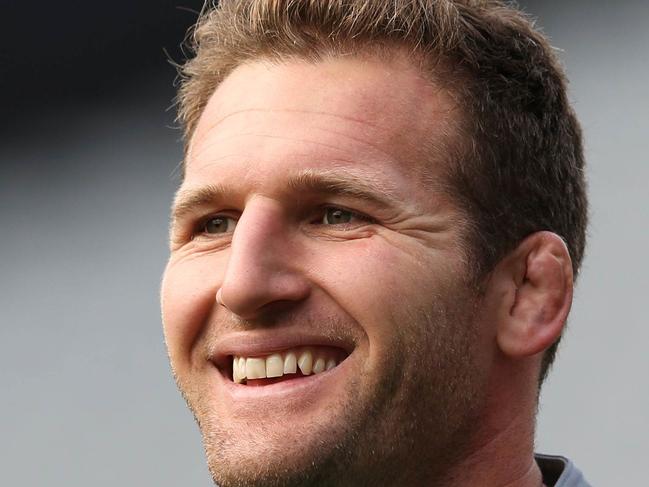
287, 169, 399, 207
171, 183, 228, 223
170, 169, 400, 223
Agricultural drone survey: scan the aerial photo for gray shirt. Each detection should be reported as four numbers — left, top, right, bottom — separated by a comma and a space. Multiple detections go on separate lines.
536, 454, 592, 487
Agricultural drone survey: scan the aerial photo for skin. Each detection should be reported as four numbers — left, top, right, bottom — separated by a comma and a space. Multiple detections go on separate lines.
161, 52, 572, 486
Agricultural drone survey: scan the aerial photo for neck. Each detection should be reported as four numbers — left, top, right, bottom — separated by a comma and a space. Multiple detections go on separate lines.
433, 361, 544, 487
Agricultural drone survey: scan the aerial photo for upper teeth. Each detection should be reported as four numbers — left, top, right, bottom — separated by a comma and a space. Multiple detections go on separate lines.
232, 348, 339, 384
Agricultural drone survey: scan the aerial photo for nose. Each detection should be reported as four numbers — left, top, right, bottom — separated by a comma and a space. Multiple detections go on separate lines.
216, 198, 310, 319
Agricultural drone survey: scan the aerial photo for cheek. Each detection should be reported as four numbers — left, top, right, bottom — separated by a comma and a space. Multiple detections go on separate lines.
312, 239, 427, 341
311, 236, 468, 365
161, 255, 223, 360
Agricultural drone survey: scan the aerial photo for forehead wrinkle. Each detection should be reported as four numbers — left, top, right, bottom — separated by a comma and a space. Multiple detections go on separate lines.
184, 152, 241, 172
306, 125, 403, 166
194, 132, 356, 163
189, 124, 404, 176
189, 106, 384, 159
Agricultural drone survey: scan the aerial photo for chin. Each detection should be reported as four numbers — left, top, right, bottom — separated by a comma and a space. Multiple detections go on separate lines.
198, 408, 363, 487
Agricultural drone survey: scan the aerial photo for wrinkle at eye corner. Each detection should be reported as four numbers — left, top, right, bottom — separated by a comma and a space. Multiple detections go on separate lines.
169, 238, 232, 262
304, 225, 377, 242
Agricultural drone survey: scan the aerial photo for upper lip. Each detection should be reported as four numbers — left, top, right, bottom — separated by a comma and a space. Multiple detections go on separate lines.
208, 328, 357, 370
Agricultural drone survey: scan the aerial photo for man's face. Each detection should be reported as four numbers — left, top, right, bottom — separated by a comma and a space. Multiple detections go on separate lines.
162, 54, 493, 486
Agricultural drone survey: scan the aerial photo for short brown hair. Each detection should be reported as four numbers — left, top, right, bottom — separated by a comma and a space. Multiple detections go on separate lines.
175, 0, 588, 384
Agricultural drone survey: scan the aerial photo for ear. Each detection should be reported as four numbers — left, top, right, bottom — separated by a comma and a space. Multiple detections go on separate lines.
490, 231, 574, 358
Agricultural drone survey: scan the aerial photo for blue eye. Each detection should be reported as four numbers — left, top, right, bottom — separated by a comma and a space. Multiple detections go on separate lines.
203, 216, 237, 234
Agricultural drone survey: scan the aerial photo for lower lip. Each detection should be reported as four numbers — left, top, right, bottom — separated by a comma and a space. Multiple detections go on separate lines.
215, 354, 353, 402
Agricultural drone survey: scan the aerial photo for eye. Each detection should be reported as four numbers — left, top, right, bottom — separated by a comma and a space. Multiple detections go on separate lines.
320, 207, 369, 225
323, 208, 352, 224
202, 215, 237, 234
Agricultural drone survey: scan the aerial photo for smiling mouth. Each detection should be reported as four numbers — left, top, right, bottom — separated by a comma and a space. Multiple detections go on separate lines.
228, 346, 349, 386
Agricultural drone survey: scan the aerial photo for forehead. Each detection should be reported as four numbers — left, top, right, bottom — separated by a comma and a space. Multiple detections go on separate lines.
185, 53, 457, 191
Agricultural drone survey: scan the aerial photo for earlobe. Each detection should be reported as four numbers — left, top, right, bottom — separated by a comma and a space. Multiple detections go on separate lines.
495, 231, 574, 359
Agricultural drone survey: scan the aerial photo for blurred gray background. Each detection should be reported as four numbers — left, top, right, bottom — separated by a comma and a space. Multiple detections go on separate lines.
1, 1, 646, 485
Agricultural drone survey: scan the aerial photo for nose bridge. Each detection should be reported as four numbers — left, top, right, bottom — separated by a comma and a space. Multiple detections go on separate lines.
218, 197, 309, 318
232, 197, 284, 265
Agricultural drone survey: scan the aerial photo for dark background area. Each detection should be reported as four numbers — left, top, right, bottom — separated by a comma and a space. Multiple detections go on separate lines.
1, 1, 204, 134
1, 1, 646, 485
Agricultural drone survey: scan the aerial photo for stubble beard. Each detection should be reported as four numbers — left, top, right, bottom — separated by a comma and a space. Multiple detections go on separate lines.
179, 292, 485, 487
